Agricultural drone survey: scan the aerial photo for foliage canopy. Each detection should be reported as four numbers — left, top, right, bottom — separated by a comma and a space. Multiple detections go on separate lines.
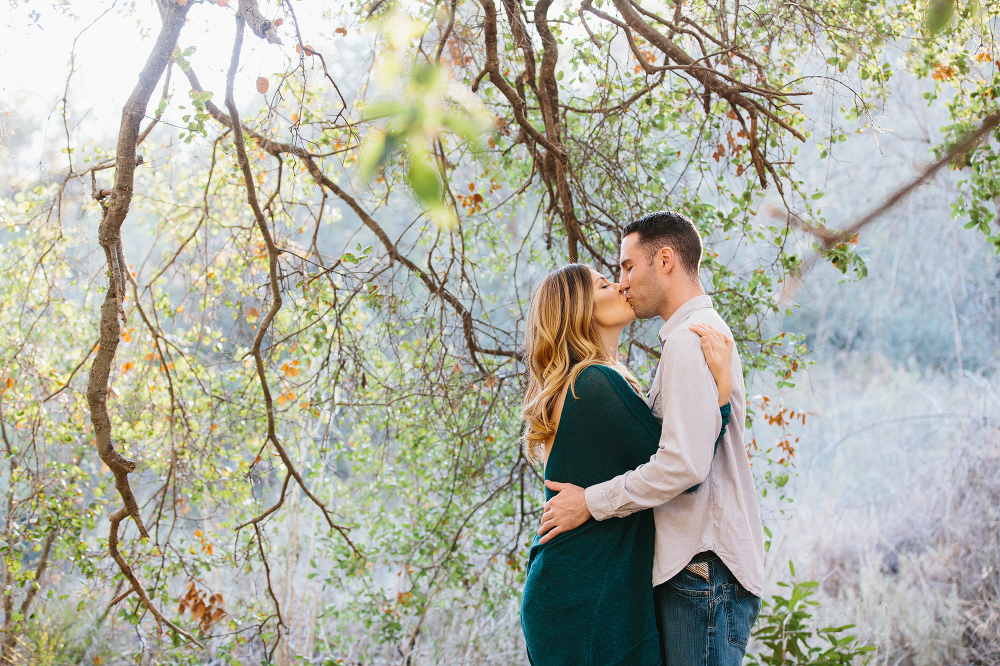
0, 0, 997, 661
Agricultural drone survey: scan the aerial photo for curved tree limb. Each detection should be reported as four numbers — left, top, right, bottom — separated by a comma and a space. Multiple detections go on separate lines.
87, 0, 190, 569
781, 109, 1000, 294
224, 15, 360, 558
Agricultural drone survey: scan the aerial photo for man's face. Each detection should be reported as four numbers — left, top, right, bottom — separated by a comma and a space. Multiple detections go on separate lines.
619, 233, 666, 320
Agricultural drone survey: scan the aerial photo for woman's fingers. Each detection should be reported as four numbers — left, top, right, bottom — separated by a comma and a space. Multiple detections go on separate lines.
691, 324, 734, 371
699, 335, 717, 363
690, 323, 733, 348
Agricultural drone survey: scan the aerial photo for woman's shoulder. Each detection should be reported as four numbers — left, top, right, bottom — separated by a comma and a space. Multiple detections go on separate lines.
572, 364, 638, 399
573, 363, 617, 388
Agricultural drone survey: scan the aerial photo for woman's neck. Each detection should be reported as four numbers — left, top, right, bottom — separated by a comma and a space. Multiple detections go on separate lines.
597, 324, 627, 362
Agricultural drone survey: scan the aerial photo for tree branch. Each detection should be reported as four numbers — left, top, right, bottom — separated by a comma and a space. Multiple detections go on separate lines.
224, 15, 360, 558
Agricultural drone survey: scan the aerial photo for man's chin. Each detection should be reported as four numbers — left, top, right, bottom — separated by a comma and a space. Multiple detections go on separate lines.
630, 306, 656, 320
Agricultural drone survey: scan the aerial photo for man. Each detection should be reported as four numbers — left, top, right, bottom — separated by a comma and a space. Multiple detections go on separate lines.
538, 211, 764, 666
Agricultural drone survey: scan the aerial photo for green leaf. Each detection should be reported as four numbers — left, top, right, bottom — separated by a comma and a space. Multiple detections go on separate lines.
925, 0, 955, 34
407, 151, 443, 205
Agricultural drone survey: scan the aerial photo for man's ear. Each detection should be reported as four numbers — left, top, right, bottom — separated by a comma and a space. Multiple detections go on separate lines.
657, 247, 675, 273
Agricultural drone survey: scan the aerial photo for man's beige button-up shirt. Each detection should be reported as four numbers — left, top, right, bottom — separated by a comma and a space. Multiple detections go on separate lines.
584, 295, 765, 596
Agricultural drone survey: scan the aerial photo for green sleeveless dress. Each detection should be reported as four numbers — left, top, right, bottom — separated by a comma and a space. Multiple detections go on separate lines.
520, 364, 730, 666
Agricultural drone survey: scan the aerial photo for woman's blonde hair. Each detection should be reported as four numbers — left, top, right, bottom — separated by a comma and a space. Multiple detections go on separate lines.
520, 264, 642, 463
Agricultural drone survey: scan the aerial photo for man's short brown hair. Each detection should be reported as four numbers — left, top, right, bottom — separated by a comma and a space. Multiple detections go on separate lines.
622, 210, 702, 277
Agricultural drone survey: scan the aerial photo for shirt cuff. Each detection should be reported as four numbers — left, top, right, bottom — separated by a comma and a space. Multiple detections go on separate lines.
585, 482, 615, 521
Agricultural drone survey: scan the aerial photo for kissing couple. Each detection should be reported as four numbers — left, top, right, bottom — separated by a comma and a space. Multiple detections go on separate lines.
519, 211, 764, 666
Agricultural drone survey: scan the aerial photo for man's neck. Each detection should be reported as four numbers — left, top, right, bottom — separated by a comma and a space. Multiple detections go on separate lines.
659, 281, 705, 322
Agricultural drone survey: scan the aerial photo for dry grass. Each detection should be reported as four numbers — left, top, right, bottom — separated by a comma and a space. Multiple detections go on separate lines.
766, 357, 1000, 666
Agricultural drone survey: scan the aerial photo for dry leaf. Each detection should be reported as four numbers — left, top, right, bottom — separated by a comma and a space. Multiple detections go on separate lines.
335, 27, 348, 35
256, 77, 269, 94
177, 0, 188, 5
217, 0, 229, 5
273, 17, 283, 26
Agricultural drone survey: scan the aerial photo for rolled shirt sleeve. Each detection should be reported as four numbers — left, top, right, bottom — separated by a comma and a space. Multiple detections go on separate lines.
585, 329, 723, 521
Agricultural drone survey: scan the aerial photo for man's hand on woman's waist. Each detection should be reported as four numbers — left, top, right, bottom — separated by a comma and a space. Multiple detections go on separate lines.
537, 480, 592, 544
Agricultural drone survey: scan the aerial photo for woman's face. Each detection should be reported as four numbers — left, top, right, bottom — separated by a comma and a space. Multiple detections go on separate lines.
590, 269, 636, 330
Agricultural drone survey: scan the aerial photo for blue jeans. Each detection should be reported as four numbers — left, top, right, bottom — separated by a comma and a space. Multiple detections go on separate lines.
653, 553, 761, 666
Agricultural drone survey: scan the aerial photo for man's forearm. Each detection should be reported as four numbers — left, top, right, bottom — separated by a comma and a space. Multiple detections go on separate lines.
583, 438, 714, 520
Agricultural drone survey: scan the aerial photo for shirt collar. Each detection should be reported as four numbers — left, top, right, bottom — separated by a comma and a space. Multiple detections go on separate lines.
657, 294, 714, 347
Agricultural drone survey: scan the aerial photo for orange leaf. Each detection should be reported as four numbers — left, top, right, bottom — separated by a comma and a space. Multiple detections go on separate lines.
122, 362, 133, 375
217, 0, 228, 5
335, 27, 348, 36
177, 0, 188, 5
273, 17, 283, 27
256, 77, 269, 94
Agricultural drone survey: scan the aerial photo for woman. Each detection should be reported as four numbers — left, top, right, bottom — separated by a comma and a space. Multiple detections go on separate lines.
519, 263, 733, 666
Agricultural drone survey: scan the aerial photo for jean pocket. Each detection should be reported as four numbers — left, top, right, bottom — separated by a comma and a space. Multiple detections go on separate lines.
667, 566, 711, 597
726, 584, 761, 648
